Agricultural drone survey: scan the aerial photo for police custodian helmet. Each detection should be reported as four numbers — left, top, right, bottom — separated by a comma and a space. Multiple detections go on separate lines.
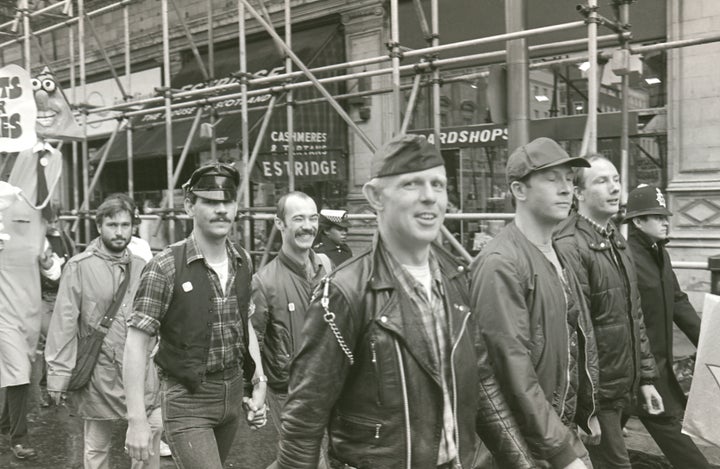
623, 184, 673, 222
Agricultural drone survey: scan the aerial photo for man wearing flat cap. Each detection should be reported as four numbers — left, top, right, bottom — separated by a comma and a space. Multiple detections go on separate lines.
271, 134, 534, 469
313, 209, 353, 267
472, 137, 599, 469
124, 163, 268, 469
623, 185, 710, 469
554, 155, 662, 468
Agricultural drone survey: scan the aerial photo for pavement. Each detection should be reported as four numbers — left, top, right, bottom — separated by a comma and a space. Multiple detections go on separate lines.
2, 396, 720, 469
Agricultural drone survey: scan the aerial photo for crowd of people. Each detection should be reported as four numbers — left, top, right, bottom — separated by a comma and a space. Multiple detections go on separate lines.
0, 133, 709, 469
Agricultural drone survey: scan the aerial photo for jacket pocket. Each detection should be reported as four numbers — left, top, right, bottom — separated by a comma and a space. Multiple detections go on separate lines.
370, 337, 384, 406
336, 412, 383, 442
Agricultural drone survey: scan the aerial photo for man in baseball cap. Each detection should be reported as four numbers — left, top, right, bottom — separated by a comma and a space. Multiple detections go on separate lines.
271, 133, 533, 469
623, 184, 710, 469
472, 137, 599, 468
506, 137, 590, 184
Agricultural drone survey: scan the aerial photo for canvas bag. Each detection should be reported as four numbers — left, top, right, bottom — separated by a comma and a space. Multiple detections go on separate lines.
67, 260, 131, 391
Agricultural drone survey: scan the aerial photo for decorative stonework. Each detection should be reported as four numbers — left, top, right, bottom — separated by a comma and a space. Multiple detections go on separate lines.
675, 196, 720, 228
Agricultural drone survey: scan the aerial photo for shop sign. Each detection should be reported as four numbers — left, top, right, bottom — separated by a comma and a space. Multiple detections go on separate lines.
414, 124, 508, 148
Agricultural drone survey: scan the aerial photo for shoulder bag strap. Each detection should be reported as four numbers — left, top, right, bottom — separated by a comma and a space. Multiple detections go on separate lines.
98, 259, 133, 329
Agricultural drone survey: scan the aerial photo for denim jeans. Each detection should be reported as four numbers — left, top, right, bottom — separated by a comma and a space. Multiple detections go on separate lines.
83, 408, 162, 469
161, 371, 243, 469
588, 407, 631, 469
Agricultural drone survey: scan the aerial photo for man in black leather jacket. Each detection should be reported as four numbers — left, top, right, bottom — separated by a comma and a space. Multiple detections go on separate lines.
271, 134, 533, 469
472, 138, 599, 469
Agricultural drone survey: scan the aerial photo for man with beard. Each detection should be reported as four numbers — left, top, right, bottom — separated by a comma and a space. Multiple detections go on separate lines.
252, 191, 332, 468
622, 184, 710, 469
45, 194, 162, 469
554, 156, 663, 469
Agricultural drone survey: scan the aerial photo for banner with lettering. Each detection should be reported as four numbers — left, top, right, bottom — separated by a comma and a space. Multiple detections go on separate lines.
0, 64, 37, 152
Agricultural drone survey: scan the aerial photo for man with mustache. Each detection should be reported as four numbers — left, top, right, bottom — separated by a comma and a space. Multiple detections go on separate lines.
554, 156, 663, 469
45, 194, 162, 469
251, 191, 332, 467
270, 134, 534, 469
124, 164, 267, 469
622, 184, 710, 469
471, 138, 598, 469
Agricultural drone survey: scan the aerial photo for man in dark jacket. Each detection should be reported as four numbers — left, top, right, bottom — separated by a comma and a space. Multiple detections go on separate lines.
472, 137, 599, 469
555, 155, 662, 469
272, 134, 534, 469
313, 209, 353, 267
623, 184, 710, 468
251, 190, 331, 468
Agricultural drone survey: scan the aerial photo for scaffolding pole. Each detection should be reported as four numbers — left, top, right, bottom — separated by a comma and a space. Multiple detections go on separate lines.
586, 0, 599, 154
390, 0, 402, 135
238, 0, 251, 251
161, 0, 175, 243
285, 0, 295, 191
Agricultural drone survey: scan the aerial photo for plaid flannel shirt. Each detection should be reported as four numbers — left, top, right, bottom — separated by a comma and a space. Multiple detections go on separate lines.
129, 235, 247, 373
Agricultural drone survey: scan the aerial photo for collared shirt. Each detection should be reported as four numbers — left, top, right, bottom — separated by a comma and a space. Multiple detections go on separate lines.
379, 243, 458, 465
129, 234, 248, 373
577, 212, 613, 238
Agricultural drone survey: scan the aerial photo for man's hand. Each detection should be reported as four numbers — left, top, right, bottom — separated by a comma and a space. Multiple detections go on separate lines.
578, 415, 601, 446
561, 458, 588, 469
125, 417, 154, 462
640, 384, 664, 415
243, 393, 268, 430
48, 391, 65, 406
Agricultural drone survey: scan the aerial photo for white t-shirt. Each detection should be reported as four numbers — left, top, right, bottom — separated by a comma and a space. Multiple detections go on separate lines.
403, 262, 432, 298
207, 257, 229, 295
128, 236, 153, 262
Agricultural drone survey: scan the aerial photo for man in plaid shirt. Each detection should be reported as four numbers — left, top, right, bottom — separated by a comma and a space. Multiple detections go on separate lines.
123, 163, 267, 469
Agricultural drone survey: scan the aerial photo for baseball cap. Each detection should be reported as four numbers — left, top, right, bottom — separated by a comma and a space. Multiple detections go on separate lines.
371, 134, 444, 179
183, 163, 240, 201
623, 184, 672, 221
506, 137, 590, 184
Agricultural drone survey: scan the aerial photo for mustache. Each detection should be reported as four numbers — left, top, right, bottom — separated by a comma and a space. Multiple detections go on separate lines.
295, 228, 317, 237
210, 217, 232, 223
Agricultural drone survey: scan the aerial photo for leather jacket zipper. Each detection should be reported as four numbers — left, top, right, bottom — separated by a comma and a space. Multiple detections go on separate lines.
450, 311, 471, 469
578, 322, 596, 430
370, 337, 384, 405
394, 338, 412, 469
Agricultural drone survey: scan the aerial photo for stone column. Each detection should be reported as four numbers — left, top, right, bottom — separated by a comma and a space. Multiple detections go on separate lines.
341, 2, 390, 204
666, 0, 720, 303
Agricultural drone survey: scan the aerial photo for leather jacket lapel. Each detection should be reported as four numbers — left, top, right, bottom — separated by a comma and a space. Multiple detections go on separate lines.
369, 246, 443, 386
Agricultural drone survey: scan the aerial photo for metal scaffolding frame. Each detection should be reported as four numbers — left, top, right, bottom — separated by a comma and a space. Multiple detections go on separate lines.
2, 0, 719, 261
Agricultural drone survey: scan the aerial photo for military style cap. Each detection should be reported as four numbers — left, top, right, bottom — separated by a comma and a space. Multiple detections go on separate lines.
371, 134, 444, 179
183, 163, 240, 201
506, 137, 590, 184
320, 209, 350, 229
623, 184, 672, 221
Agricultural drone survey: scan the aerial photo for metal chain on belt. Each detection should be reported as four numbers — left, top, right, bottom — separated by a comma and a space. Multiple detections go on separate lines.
320, 277, 354, 366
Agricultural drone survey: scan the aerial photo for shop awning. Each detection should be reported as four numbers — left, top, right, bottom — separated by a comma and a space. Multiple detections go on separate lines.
97, 19, 346, 172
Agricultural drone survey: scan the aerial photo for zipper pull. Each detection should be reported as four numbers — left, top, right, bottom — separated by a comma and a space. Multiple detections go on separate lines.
370, 339, 377, 364
374, 424, 381, 439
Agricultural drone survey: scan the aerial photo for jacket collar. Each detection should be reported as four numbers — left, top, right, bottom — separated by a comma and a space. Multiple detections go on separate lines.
278, 248, 323, 279
368, 233, 470, 385
573, 212, 627, 250
86, 237, 131, 266
185, 233, 244, 266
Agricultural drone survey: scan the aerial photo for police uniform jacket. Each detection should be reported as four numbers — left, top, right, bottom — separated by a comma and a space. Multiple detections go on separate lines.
628, 226, 700, 417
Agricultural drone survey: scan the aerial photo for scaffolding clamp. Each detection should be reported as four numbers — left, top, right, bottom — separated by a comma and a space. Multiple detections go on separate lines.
385, 41, 404, 60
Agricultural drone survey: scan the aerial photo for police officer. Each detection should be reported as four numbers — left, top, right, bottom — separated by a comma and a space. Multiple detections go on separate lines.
313, 209, 353, 267
624, 184, 710, 469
